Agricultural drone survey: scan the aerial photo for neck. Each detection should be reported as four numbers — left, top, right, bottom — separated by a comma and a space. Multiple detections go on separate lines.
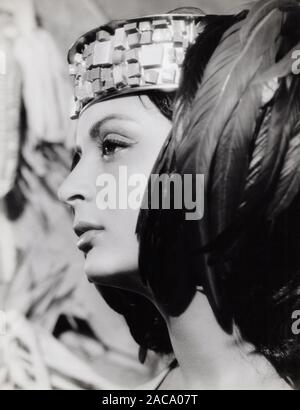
163, 291, 283, 390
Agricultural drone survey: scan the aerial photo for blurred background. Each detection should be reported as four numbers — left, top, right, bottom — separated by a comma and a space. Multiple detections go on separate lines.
35, 0, 255, 55
0, 0, 255, 390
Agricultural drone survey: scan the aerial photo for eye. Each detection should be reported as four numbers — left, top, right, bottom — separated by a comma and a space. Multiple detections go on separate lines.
71, 150, 81, 171
101, 135, 131, 159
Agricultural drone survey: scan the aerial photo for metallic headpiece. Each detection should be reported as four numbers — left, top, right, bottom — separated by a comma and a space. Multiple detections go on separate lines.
68, 13, 206, 119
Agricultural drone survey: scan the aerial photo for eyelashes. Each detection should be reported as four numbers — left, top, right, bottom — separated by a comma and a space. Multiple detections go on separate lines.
71, 150, 81, 171
70, 133, 134, 171
97, 136, 131, 158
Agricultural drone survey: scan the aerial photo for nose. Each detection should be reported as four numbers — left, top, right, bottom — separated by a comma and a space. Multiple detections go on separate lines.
58, 174, 81, 207
58, 164, 95, 208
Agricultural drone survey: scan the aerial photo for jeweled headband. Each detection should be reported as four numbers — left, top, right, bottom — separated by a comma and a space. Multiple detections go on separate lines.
68, 13, 206, 119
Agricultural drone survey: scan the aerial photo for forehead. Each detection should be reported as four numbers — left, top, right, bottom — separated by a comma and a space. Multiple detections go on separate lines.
76, 95, 158, 138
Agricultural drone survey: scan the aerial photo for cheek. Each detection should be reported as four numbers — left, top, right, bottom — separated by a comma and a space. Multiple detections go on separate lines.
116, 207, 139, 233
127, 139, 164, 177
106, 208, 140, 254
90, 127, 168, 271
85, 209, 139, 278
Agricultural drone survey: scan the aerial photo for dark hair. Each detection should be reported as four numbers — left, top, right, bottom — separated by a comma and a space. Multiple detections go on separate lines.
98, 13, 248, 361
138, 1, 300, 388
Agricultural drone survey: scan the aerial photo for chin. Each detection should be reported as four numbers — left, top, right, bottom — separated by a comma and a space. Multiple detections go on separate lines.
83, 247, 134, 283
84, 250, 116, 283
83, 248, 150, 297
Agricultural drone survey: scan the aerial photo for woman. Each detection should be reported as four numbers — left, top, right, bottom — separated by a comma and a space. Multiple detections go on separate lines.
60, 8, 248, 387
60, 1, 300, 389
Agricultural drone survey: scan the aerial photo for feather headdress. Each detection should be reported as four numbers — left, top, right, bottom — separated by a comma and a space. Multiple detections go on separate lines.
138, 0, 300, 339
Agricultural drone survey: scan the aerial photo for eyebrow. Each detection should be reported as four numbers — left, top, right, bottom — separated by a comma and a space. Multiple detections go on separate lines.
89, 114, 136, 140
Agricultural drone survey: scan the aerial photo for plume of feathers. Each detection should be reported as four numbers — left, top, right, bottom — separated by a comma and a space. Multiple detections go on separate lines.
138, 0, 300, 338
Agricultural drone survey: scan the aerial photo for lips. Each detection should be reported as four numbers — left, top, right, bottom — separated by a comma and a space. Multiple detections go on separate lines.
74, 222, 105, 254
77, 230, 102, 253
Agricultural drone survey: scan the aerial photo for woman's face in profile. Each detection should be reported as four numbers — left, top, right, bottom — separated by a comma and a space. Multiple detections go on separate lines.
59, 95, 171, 296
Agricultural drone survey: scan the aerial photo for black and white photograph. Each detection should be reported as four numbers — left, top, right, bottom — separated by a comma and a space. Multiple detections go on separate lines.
0, 0, 300, 394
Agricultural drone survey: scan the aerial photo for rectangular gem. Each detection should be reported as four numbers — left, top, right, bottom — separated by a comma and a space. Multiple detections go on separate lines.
128, 32, 141, 48
114, 28, 127, 50
167, 47, 176, 64
173, 20, 187, 34
125, 48, 139, 63
174, 33, 185, 45
124, 22, 138, 33
93, 79, 102, 94
86, 70, 92, 82
162, 68, 176, 84
153, 19, 168, 28
140, 44, 164, 68
84, 81, 94, 98
93, 41, 112, 67
144, 69, 159, 85
100, 68, 112, 82
153, 29, 173, 43
128, 77, 141, 87
112, 49, 125, 65
127, 63, 141, 78
90, 67, 101, 81
140, 31, 152, 45
86, 54, 93, 68
175, 48, 185, 66
113, 66, 126, 87
87, 69, 93, 82
139, 21, 152, 32
97, 30, 111, 42
103, 79, 116, 91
